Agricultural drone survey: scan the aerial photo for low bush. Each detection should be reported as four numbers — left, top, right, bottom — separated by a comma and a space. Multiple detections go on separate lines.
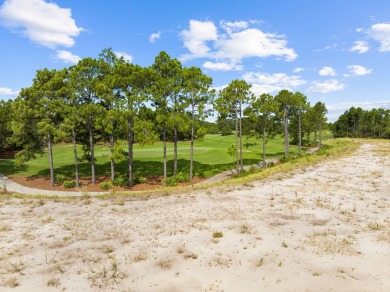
113, 177, 128, 187
55, 174, 67, 184
174, 172, 190, 183
100, 182, 113, 190
63, 180, 76, 189
162, 177, 177, 186
133, 176, 148, 184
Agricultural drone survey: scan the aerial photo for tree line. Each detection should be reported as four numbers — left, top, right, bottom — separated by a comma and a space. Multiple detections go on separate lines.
0, 48, 329, 188
331, 107, 390, 139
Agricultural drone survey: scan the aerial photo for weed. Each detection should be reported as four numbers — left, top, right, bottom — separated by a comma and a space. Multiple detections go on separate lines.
281, 241, 288, 248
5, 277, 19, 288
47, 277, 60, 287
63, 180, 76, 189
213, 231, 223, 238
100, 182, 113, 191
7, 259, 26, 274
157, 258, 173, 270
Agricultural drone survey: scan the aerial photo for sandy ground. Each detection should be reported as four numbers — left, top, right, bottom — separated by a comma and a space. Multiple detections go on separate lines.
0, 141, 389, 291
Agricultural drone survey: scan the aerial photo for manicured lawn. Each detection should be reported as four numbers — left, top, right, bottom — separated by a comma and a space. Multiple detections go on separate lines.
0, 134, 301, 178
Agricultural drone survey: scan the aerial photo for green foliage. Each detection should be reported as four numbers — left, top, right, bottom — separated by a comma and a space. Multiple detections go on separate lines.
162, 177, 178, 186
55, 174, 67, 184
112, 176, 128, 187
133, 176, 148, 184
213, 232, 223, 238
100, 182, 113, 190
63, 180, 76, 188
173, 172, 190, 182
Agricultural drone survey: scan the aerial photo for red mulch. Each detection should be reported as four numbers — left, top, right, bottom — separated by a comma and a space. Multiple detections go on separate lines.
8, 175, 206, 192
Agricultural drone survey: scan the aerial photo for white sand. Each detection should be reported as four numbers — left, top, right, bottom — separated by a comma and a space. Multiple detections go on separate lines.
0, 141, 389, 291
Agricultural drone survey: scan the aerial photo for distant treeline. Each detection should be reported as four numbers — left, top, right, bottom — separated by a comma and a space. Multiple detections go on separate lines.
331, 107, 390, 139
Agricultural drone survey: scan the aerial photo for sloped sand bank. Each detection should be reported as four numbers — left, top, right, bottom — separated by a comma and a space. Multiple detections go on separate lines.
1, 141, 389, 291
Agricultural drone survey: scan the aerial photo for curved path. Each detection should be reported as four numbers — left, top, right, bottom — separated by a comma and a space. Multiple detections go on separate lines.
0, 174, 107, 196
0, 157, 281, 196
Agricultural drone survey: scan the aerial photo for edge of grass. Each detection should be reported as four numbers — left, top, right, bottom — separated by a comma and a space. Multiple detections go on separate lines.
0, 138, 363, 200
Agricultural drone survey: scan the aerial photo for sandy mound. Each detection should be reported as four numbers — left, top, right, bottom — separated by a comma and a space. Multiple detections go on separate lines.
0, 141, 389, 291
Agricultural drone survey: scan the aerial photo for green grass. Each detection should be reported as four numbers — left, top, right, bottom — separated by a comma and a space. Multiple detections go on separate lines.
0, 134, 303, 178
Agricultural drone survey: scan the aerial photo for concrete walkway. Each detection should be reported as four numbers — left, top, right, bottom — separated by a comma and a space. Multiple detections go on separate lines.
0, 157, 287, 196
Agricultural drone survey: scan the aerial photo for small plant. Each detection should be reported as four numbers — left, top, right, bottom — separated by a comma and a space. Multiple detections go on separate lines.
100, 182, 113, 190
174, 172, 190, 183
162, 177, 177, 186
213, 231, 223, 238
63, 180, 76, 189
112, 177, 128, 187
47, 277, 60, 287
55, 174, 67, 184
281, 241, 288, 248
133, 176, 148, 184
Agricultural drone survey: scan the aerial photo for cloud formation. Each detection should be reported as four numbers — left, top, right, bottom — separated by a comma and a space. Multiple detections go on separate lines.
307, 79, 345, 93
55, 50, 80, 64
180, 19, 297, 70
0, 87, 19, 97
368, 23, 390, 51
149, 31, 161, 43
347, 65, 372, 76
349, 41, 369, 53
114, 51, 133, 63
0, 0, 83, 48
319, 66, 336, 76
243, 72, 306, 95
203, 61, 243, 71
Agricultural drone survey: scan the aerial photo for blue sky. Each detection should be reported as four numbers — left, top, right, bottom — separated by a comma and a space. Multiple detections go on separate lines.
1, 0, 390, 121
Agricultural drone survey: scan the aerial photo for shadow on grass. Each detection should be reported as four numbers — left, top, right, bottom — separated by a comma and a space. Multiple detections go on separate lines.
0, 158, 28, 175
31, 158, 263, 179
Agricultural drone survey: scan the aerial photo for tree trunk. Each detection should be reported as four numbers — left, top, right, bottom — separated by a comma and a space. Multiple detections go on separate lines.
239, 102, 243, 173
48, 134, 54, 187
298, 110, 302, 155
189, 102, 195, 182
284, 113, 289, 159
72, 128, 79, 188
235, 109, 239, 172
174, 125, 178, 175
128, 116, 133, 188
163, 126, 167, 179
88, 115, 95, 184
318, 123, 322, 148
110, 132, 115, 182
262, 119, 266, 168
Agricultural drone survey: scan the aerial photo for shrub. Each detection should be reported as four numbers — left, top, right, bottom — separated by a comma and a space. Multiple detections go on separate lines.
100, 182, 113, 190
213, 231, 223, 238
113, 177, 128, 187
133, 176, 148, 184
162, 177, 177, 186
63, 180, 76, 189
55, 174, 67, 184
174, 172, 190, 183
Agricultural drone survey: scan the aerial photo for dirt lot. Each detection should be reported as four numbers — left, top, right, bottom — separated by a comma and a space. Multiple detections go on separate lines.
0, 141, 389, 291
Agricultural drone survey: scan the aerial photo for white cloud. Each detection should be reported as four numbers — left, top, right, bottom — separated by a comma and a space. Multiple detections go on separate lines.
55, 50, 80, 64
220, 20, 248, 35
243, 72, 306, 95
293, 67, 304, 73
215, 28, 297, 62
307, 79, 345, 93
149, 31, 161, 43
349, 41, 369, 53
180, 20, 218, 60
180, 19, 297, 65
0, 87, 19, 97
0, 0, 83, 48
203, 61, 243, 71
319, 66, 336, 76
327, 100, 390, 111
347, 65, 372, 76
114, 51, 133, 63
368, 23, 390, 51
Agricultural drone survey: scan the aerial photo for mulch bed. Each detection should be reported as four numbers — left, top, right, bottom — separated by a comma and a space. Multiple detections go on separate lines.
8, 175, 206, 192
